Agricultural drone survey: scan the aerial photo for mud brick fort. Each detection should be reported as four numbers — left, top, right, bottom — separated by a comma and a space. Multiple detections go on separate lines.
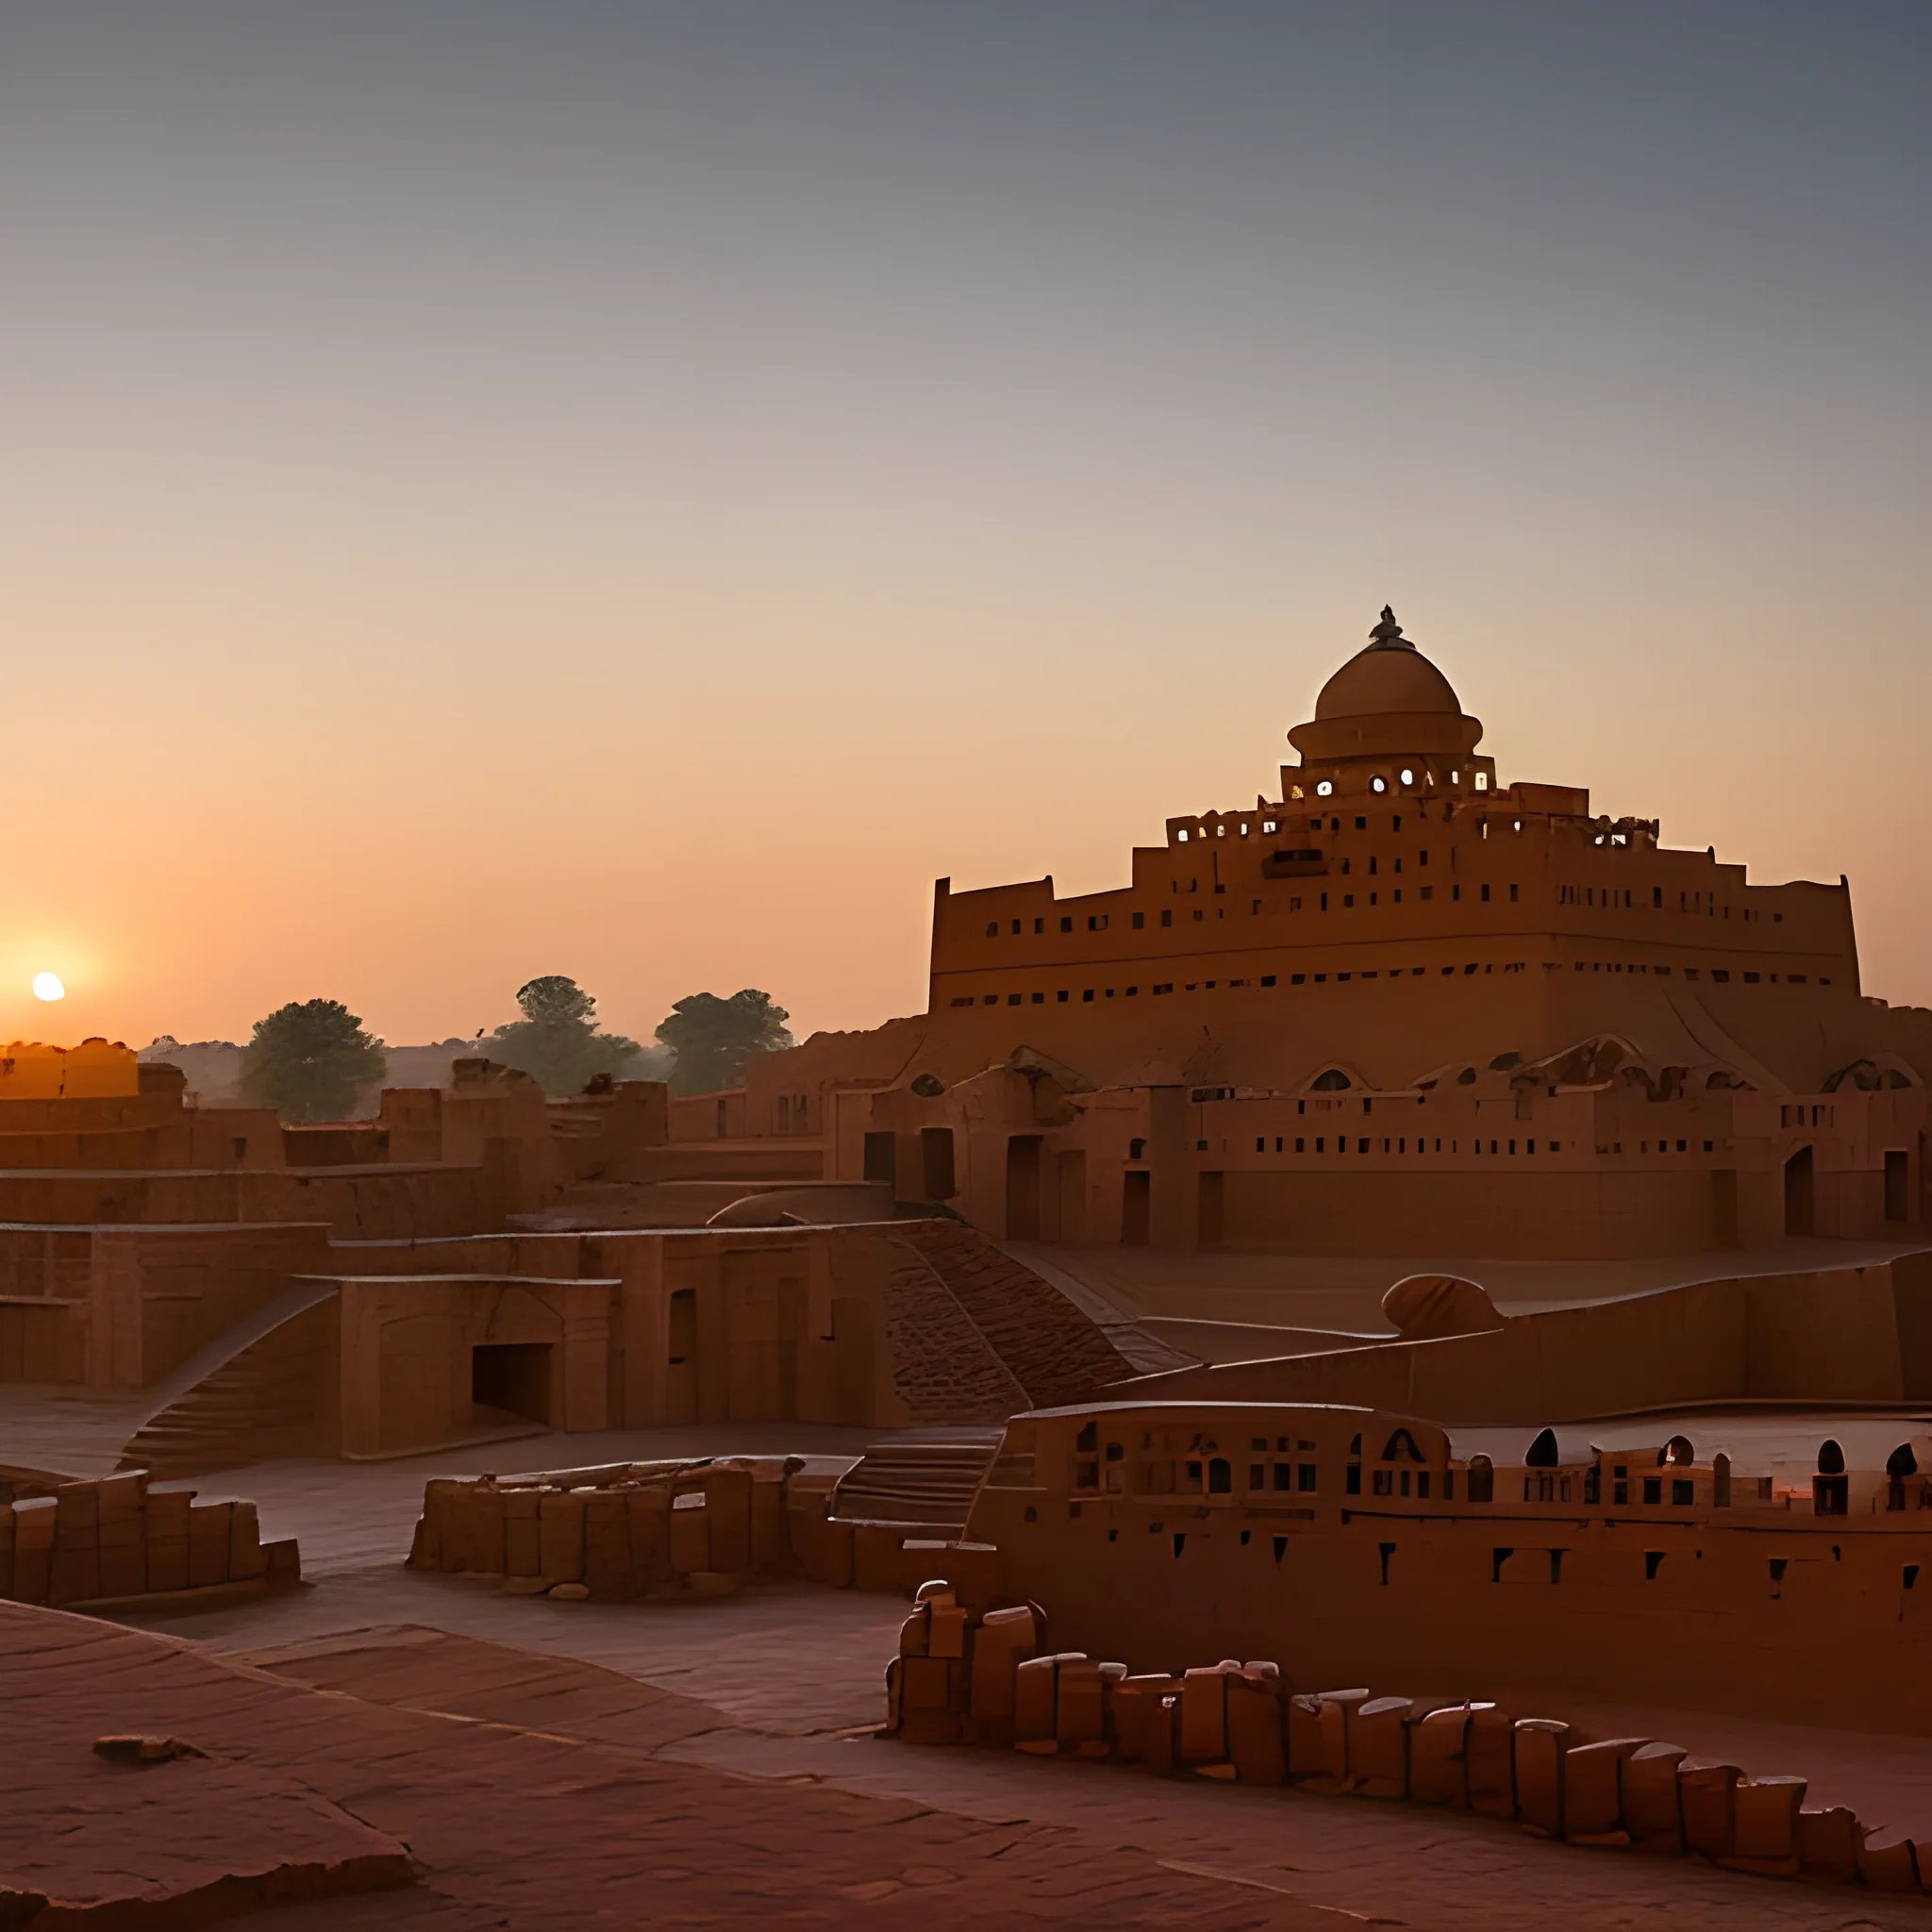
8, 610, 1932, 1924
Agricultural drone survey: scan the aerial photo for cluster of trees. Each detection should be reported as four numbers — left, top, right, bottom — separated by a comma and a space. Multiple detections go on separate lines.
236, 979, 793, 1123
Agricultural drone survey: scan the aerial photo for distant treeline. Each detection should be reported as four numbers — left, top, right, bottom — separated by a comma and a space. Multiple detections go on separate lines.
141, 978, 793, 1122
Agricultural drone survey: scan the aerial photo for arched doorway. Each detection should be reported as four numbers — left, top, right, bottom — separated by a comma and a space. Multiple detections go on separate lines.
1813, 1438, 1847, 1517
1784, 1145, 1815, 1238
1887, 1442, 1918, 1512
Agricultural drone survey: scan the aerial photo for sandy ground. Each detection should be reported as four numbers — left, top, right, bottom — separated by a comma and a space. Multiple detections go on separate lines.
61, 1424, 1932, 1929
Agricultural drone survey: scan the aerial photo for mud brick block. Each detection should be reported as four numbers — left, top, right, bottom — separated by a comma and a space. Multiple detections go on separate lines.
144, 1489, 192, 1592
48, 1544, 100, 1605
1466, 1704, 1518, 1820
1409, 1703, 1478, 1807
96, 1470, 147, 1529
1513, 1720, 1572, 1837
54, 1480, 99, 1548
1857, 1828, 1924, 1893
748, 1473, 788, 1570
899, 1606, 931, 1657
1623, 1743, 1687, 1853
96, 1534, 146, 1599
1562, 1738, 1646, 1841
667, 1492, 710, 1575
1721, 1775, 1806, 1875
539, 1491, 587, 1583
263, 1538, 301, 1587
1291, 1689, 1368, 1786
1677, 1757, 1740, 1860
1348, 1697, 1413, 1799
1013, 1654, 1070, 1745
228, 1500, 267, 1581
1108, 1674, 1179, 1763
622, 1485, 669, 1587
1056, 1657, 1106, 1748
461, 1487, 508, 1575
1796, 1805, 1859, 1883
928, 1603, 969, 1660
187, 1501, 234, 1589
968, 1604, 1040, 1727
1287, 1694, 1325, 1780
902, 1655, 960, 1713
583, 1491, 635, 1598
11, 1499, 54, 1604
701, 1468, 753, 1572
414, 1479, 462, 1569
1179, 1667, 1229, 1763
504, 1490, 543, 1577
1226, 1674, 1287, 1785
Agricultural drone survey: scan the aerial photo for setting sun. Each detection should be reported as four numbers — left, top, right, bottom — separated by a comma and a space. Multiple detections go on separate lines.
31, 972, 65, 1002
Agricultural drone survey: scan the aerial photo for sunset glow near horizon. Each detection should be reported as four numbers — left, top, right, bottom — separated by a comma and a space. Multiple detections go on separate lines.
1, 3, 1925, 1055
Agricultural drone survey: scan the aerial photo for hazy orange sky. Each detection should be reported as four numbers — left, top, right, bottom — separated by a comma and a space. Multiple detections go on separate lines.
1, 2, 1925, 1052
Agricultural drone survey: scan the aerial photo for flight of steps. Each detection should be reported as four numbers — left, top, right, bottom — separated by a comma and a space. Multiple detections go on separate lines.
118, 1301, 336, 1480
888, 1222, 1135, 1413
829, 1430, 1003, 1537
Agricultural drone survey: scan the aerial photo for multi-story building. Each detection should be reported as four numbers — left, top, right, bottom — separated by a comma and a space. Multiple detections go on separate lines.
732, 608, 1930, 1257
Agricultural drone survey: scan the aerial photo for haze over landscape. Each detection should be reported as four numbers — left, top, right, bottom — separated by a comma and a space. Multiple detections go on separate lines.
2, 0, 1924, 1051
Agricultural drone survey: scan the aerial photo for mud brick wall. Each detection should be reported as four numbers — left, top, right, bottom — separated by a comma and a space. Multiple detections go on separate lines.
0, 1470, 298, 1607
408, 1456, 806, 1598
881, 1586, 1929, 1898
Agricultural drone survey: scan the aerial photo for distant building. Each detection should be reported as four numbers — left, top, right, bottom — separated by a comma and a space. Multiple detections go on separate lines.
715, 608, 1928, 1257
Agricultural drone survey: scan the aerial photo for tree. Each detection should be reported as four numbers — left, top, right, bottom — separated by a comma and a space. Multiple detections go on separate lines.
240, 999, 388, 1123
656, 989, 793, 1095
489, 974, 643, 1097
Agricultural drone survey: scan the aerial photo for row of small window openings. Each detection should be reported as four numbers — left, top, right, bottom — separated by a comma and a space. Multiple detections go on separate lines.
953, 961, 1823, 1006
1174, 773, 1491, 841
1225, 1136, 1573, 1156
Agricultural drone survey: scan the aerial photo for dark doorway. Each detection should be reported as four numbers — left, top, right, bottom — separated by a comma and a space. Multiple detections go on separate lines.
920, 1126, 956, 1200
1886, 1150, 1909, 1223
1813, 1438, 1847, 1516
665, 1288, 698, 1426
862, 1131, 897, 1188
1888, 1442, 1918, 1511
472, 1342, 552, 1425
1121, 1170, 1151, 1246
1784, 1145, 1815, 1237
1006, 1136, 1042, 1240
1197, 1171, 1224, 1251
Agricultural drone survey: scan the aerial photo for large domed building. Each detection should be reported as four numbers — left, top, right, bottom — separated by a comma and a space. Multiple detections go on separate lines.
721, 610, 1930, 1264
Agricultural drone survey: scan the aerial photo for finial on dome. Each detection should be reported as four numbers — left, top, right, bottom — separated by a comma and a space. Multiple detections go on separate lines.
1368, 604, 1409, 649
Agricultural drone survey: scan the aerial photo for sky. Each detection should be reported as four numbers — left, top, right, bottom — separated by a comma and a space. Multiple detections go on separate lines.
1, 0, 1925, 1050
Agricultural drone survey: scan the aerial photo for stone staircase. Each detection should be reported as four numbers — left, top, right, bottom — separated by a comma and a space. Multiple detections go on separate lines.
117, 1291, 339, 1479
829, 1430, 1003, 1536
887, 1222, 1135, 1414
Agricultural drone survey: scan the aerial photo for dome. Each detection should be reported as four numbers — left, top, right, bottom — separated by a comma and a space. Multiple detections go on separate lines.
1313, 642, 1464, 723
1287, 607, 1485, 763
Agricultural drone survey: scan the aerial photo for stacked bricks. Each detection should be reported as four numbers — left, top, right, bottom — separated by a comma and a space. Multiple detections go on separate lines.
408, 1457, 804, 1601
0, 1471, 298, 1608
880, 1578, 1932, 1899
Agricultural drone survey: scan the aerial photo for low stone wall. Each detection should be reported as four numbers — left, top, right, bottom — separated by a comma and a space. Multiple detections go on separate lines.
411, 1457, 823, 1599
408, 1459, 1009, 1600
882, 1582, 1929, 1897
0, 1470, 300, 1609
